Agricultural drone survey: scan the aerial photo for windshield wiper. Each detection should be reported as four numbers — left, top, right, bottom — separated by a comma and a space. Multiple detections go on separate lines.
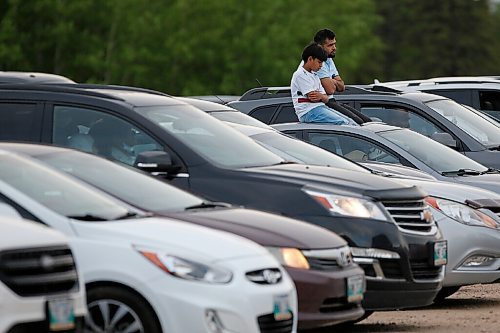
185, 201, 231, 211
480, 168, 500, 175
114, 211, 147, 220
273, 161, 298, 165
487, 145, 500, 151
441, 168, 483, 176
68, 214, 109, 221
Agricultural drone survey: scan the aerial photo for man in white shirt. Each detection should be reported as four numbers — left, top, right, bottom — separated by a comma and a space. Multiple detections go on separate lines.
291, 43, 351, 123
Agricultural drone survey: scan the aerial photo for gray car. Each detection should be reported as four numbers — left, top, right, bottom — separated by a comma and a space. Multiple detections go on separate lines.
227, 86, 500, 169
226, 122, 500, 300
272, 122, 500, 195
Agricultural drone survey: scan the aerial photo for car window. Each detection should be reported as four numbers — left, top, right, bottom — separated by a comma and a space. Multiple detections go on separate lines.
379, 128, 488, 173
274, 105, 299, 124
427, 89, 472, 105
426, 99, 500, 146
479, 90, 500, 121
307, 132, 402, 164
249, 105, 277, 124
138, 104, 284, 168
360, 105, 445, 138
52, 106, 164, 166
0, 152, 130, 220
0, 103, 41, 141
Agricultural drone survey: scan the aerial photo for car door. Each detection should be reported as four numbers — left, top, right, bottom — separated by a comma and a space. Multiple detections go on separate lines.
46, 103, 190, 187
0, 102, 44, 142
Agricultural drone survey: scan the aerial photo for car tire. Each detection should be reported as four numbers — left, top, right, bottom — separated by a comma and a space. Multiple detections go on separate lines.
84, 286, 161, 333
434, 286, 461, 303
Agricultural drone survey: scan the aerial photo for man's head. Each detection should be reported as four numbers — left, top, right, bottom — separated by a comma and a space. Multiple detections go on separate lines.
301, 42, 327, 72
314, 29, 337, 58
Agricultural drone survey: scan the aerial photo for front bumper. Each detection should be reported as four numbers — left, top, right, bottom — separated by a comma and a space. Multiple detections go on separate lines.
434, 211, 500, 287
145, 255, 298, 333
298, 215, 443, 310
0, 280, 86, 333
287, 264, 364, 330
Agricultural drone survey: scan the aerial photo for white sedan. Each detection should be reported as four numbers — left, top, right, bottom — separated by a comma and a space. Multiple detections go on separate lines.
0, 150, 297, 333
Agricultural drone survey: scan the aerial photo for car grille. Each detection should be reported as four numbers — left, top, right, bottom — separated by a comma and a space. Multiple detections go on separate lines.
257, 313, 294, 333
302, 247, 353, 271
381, 199, 433, 233
319, 297, 360, 313
0, 246, 79, 297
379, 259, 404, 279
411, 259, 441, 280
307, 257, 340, 271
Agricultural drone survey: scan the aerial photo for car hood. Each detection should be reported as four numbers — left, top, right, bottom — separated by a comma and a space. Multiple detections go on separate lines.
362, 162, 437, 181
447, 173, 500, 195
71, 216, 268, 263
1, 217, 68, 250
395, 178, 500, 205
162, 207, 347, 249
243, 164, 427, 200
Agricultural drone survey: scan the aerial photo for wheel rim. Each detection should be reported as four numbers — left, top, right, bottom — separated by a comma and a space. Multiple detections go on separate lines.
84, 299, 145, 333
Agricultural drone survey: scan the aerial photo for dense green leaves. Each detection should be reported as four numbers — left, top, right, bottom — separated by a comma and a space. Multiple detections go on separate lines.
0, 0, 498, 94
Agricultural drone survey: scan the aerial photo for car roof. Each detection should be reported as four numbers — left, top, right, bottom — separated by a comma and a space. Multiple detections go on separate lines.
0, 83, 185, 107
375, 76, 500, 89
177, 96, 238, 112
0, 142, 76, 156
0, 71, 76, 84
271, 121, 401, 134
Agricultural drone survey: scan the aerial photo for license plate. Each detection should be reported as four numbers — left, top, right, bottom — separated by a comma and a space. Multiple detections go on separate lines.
434, 240, 448, 266
347, 275, 364, 303
273, 294, 292, 321
48, 298, 75, 331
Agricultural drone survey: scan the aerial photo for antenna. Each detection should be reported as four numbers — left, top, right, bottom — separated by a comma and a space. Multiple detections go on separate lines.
255, 78, 263, 87
213, 95, 225, 104
374, 78, 380, 84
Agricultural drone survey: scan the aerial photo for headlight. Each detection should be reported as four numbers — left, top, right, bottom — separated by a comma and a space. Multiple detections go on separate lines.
304, 189, 389, 221
136, 247, 233, 284
266, 247, 310, 270
425, 197, 499, 229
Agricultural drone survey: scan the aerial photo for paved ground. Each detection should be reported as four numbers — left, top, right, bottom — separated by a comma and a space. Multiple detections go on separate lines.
309, 284, 500, 333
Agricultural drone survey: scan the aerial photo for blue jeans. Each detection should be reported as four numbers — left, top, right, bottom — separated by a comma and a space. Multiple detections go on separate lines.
300, 105, 353, 124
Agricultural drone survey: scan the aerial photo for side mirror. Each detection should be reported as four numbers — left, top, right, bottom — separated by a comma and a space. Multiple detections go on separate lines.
431, 132, 457, 149
134, 151, 181, 174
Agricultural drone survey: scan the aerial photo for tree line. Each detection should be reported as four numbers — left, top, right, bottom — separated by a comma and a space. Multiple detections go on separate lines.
0, 0, 498, 95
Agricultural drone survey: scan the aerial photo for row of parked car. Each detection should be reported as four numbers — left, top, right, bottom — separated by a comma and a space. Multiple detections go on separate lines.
0, 72, 499, 333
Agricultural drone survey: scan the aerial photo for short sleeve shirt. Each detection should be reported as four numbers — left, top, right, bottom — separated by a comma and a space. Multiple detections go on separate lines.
291, 66, 326, 119
316, 58, 339, 79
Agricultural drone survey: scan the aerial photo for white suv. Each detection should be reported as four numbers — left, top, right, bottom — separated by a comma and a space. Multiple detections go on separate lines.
0, 150, 297, 333
0, 213, 87, 333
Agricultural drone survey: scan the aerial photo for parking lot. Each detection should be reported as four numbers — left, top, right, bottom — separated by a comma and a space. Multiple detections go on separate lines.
311, 283, 500, 333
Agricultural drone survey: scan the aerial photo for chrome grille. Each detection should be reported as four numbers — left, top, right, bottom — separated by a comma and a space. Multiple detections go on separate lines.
382, 199, 433, 233
0, 246, 79, 297
302, 247, 353, 271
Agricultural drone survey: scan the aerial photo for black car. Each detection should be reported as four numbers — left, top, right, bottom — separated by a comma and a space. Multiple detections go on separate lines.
227, 86, 500, 169
0, 83, 445, 312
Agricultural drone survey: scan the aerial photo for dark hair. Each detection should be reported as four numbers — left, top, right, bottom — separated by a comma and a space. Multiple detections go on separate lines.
314, 29, 336, 45
301, 42, 328, 62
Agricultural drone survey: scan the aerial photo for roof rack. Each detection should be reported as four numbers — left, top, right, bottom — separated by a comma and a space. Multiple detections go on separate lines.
371, 85, 403, 93
239, 87, 291, 101
0, 83, 127, 101
67, 83, 171, 97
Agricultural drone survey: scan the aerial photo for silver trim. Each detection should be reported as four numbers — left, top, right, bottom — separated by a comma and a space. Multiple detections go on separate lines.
302, 246, 353, 267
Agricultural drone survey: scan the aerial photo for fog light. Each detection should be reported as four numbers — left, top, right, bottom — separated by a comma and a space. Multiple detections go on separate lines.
461, 255, 495, 268
205, 310, 225, 333
351, 247, 400, 259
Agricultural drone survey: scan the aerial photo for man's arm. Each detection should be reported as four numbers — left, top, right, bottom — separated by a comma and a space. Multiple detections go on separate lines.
333, 75, 345, 92
319, 77, 337, 95
307, 90, 329, 103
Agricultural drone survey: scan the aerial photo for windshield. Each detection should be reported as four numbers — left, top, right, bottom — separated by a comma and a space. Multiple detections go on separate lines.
426, 99, 500, 146
0, 152, 130, 219
210, 111, 272, 129
137, 105, 284, 168
36, 151, 205, 212
251, 132, 369, 173
379, 129, 488, 173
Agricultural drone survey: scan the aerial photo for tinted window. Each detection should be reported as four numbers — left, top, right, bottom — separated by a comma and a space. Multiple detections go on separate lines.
53, 105, 164, 166
0, 103, 41, 141
36, 151, 204, 213
426, 99, 500, 146
427, 89, 472, 105
274, 105, 299, 124
251, 131, 369, 172
249, 105, 277, 124
360, 105, 445, 138
479, 90, 500, 121
307, 132, 402, 164
379, 128, 488, 173
0, 152, 130, 220
139, 104, 284, 168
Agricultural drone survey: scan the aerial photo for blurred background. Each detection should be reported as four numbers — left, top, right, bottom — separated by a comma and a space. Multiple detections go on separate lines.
0, 0, 499, 95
